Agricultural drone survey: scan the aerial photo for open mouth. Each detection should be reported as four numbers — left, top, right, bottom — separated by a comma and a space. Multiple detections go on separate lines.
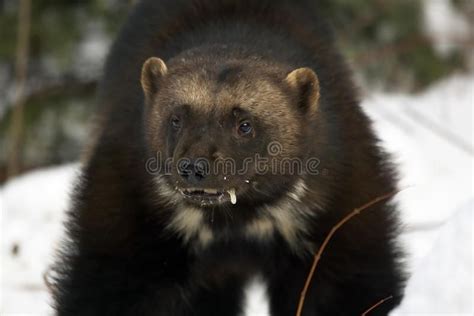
179, 188, 237, 205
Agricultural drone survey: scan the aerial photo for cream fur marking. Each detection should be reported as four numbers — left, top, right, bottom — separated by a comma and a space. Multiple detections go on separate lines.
197, 226, 214, 248
154, 176, 182, 206
257, 179, 317, 255
286, 178, 308, 202
156, 176, 215, 248
245, 217, 275, 240
166, 205, 204, 242
165, 204, 215, 248
156, 176, 318, 252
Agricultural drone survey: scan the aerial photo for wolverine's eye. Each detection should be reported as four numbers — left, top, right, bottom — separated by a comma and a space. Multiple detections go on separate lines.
238, 121, 253, 136
171, 115, 181, 130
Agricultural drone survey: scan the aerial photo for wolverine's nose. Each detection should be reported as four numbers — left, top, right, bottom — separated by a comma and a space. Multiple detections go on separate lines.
178, 159, 209, 184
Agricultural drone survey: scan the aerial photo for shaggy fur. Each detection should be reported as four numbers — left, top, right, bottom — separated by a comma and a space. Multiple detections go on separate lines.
53, 0, 406, 315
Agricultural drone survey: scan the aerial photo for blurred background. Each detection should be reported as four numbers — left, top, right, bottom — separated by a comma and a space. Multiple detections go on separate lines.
0, 0, 472, 179
1, 0, 473, 315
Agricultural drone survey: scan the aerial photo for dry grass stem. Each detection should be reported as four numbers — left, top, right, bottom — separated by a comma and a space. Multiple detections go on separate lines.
295, 190, 400, 316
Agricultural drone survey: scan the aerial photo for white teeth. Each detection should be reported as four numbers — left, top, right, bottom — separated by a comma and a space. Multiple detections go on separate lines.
228, 188, 237, 205
203, 188, 218, 194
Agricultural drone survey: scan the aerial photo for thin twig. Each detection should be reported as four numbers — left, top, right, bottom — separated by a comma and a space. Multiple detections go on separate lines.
361, 295, 393, 316
295, 190, 400, 316
43, 266, 56, 294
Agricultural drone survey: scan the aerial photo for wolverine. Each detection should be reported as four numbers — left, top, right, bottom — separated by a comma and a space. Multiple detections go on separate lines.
53, 0, 406, 315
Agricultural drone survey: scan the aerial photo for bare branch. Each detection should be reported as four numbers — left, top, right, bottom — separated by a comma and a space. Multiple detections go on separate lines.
361, 295, 394, 316
295, 190, 401, 316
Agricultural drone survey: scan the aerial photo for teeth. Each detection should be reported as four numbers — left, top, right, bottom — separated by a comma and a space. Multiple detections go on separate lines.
181, 188, 221, 195
228, 188, 237, 205
180, 188, 236, 204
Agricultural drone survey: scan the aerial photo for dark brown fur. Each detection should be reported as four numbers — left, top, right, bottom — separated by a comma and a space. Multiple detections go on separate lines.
53, 1, 406, 315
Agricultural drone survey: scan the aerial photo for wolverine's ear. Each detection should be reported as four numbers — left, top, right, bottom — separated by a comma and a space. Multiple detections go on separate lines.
141, 57, 168, 102
285, 67, 320, 116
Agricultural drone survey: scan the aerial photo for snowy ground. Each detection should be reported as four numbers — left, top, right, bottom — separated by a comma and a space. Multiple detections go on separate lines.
1, 73, 473, 315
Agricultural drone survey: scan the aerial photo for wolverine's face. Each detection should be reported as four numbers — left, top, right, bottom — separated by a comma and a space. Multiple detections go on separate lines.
141, 55, 320, 210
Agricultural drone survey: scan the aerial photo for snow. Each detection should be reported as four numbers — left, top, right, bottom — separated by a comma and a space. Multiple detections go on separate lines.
1, 164, 79, 315
362, 74, 473, 270
242, 277, 271, 316
1, 73, 473, 315
422, 0, 471, 57
393, 201, 473, 316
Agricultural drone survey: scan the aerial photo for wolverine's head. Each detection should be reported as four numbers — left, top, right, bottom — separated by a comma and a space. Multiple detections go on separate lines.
141, 52, 320, 212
